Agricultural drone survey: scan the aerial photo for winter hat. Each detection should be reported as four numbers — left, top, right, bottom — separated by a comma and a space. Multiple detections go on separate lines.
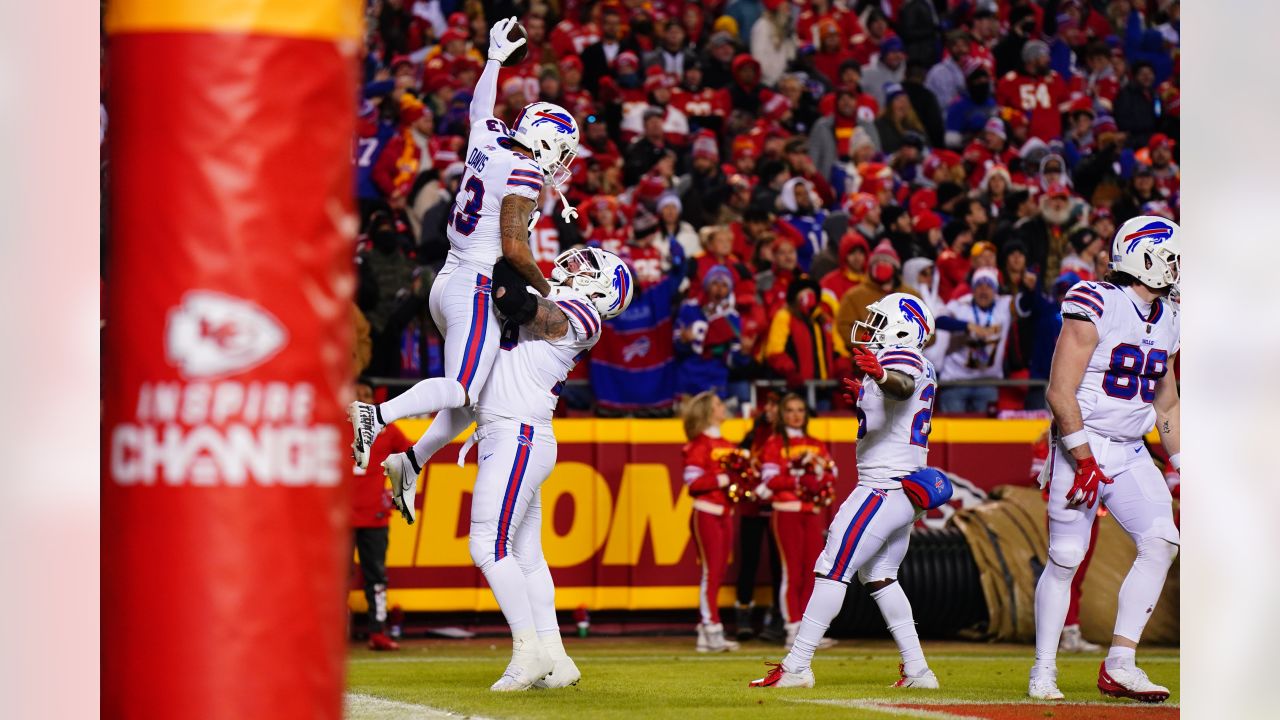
983, 117, 1007, 140
912, 210, 943, 233
902, 257, 936, 293
883, 82, 906, 103
1069, 227, 1098, 254
703, 264, 735, 291
969, 240, 998, 259
1022, 39, 1050, 64
839, 231, 870, 260
972, 267, 1000, 289
843, 192, 878, 222
692, 134, 720, 160
869, 239, 901, 268
880, 37, 905, 55
656, 193, 683, 214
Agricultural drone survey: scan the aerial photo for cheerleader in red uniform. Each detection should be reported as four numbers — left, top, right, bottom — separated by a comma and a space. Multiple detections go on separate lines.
681, 391, 742, 653
760, 393, 837, 649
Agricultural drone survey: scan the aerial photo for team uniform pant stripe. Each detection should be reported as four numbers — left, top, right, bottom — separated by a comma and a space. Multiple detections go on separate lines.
494, 424, 534, 561
456, 274, 490, 390
828, 493, 884, 580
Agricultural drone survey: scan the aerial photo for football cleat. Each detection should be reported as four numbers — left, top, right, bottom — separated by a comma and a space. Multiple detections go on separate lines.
1097, 660, 1170, 703
1028, 668, 1065, 700
490, 637, 554, 692
749, 662, 815, 688
348, 401, 384, 470
891, 664, 939, 689
696, 623, 740, 653
382, 452, 421, 524
367, 632, 400, 651
1059, 624, 1102, 653
533, 655, 581, 689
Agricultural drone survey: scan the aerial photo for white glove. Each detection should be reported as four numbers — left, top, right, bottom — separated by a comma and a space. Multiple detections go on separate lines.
527, 210, 541, 234
487, 16, 526, 63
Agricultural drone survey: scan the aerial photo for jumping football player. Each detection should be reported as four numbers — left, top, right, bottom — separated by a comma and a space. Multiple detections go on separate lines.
1029, 215, 1180, 702
347, 18, 583, 520
418, 247, 631, 691
751, 293, 948, 689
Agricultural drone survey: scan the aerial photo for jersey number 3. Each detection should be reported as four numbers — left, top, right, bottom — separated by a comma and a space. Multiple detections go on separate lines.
1103, 344, 1168, 403
452, 176, 485, 235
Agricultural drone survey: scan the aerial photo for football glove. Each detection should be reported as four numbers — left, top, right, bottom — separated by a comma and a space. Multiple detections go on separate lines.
839, 376, 863, 406
852, 346, 885, 382
487, 17, 527, 64
1066, 455, 1112, 509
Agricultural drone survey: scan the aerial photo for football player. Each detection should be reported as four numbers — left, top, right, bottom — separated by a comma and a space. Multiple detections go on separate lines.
1029, 216, 1180, 702
750, 293, 948, 689
396, 247, 632, 691
347, 18, 583, 519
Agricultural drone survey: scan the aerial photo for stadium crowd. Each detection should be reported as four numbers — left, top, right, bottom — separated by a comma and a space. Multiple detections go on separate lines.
350, 0, 1180, 416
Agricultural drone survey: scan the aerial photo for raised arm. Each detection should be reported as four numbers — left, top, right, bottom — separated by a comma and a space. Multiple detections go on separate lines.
474, 17, 526, 124
491, 257, 566, 340
1152, 352, 1180, 462
499, 194, 552, 296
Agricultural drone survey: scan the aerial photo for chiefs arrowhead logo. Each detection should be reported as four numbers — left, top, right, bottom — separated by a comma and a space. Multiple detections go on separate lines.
165, 291, 287, 379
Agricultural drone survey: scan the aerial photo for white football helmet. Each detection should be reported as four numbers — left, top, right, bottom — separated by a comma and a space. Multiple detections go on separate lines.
552, 247, 634, 320
1108, 215, 1180, 290
511, 101, 579, 188
850, 292, 935, 351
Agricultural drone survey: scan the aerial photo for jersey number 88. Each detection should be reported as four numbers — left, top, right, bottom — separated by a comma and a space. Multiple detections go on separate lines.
1102, 344, 1168, 403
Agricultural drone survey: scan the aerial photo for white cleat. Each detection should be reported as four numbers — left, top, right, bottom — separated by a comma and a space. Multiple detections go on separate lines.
891, 665, 939, 689
1028, 668, 1065, 700
348, 401, 384, 470
490, 637, 554, 692
533, 655, 581, 689
749, 662, 815, 688
382, 452, 420, 524
696, 623, 740, 653
1097, 660, 1170, 703
1059, 624, 1102, 653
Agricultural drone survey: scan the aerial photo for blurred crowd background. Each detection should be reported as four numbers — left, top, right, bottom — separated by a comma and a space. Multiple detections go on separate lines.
102, 0, 1181, 417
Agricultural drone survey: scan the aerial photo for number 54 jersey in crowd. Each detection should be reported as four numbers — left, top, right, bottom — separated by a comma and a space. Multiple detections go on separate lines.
1061, 281, 1180, 442
855, 347, 937, 489
447, 116, 544, 271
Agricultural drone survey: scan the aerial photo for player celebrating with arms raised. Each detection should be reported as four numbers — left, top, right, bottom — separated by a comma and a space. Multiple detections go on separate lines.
750, 293, 951, 689
467, 246, 633, 691
348, 18, 583, 518
1029, 216, 1180, 703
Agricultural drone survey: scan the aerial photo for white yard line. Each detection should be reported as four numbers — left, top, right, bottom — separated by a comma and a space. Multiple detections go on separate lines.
349, 653, 1178, 665
787, 697, 1180, 718
344, 692, 497, 720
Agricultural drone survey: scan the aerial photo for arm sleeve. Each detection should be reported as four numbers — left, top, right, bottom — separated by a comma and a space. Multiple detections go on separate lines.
935, 315, 969, 332
555, 297, 602, 341
1060, 281, 1106, 324
470, 59, 501, 124
876, 347, 926, 380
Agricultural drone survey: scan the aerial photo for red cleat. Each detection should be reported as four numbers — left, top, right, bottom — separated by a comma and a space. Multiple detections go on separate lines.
368, 632, 400, 651
1097, 661, 1169, 703
748, 662, 814, 688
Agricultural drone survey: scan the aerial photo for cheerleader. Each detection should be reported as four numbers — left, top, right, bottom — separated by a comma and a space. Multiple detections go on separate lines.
681, 391, 742, 653
759, 393, 837, 649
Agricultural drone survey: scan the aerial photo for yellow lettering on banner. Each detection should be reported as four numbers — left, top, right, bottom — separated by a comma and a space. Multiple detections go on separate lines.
385, 511, 417, 567
602, 464, 692, 566
415, 464, 476, 567
541, 463, 613, 568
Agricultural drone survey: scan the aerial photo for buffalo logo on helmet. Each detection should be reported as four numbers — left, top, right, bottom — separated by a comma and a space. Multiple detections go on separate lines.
610, 264, 631, 310
531, 110, 576, 135
898, 297, 929, 339
1123, 221, 1174, 253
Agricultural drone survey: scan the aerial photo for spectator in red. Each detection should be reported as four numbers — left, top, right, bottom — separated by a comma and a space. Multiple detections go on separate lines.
820, 231, 869, 311
936, 220, 974, 300
550, 5, 600, 58
622, 70, 691, 146
673, 62, 729, 135
681, 391, 743, 653
1060, 226, 1103, 282
759, 233, 806, 316
759, 393, 836, 646
718, 54, 774, 115
845, 191, 883, 246
764, 276, 849, 388
809, 85, 879, 182
996, 39, 1070, 142
372, 95, 436, 209
835, 239, 917, 343
350, 381, 410, 651
582, 196, 629, 256
796, 0, 864, 47
848, 8, 893, 66
810, 19, 857, 89
1143, 133, 1179, 196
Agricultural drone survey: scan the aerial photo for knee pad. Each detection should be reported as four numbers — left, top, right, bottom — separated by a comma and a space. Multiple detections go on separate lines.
857, 566, 899, 586
514, 549, 548, 577
1136, 537, 1178, 568
468, 533, 496, 572
1047, 535, 1087, 569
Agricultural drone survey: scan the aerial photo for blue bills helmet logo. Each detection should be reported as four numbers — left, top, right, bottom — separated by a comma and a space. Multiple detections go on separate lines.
532, 110, 576, 134
1123, 221, 1174, 252
898, 297, 929, 342
610, 265, 630, 310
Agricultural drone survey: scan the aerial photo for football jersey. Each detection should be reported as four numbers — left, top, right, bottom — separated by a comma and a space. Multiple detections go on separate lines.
447, 116, 544, 272
1060, 281, 1180, 442
855, 346, 937, 487
476, 286, 602, 427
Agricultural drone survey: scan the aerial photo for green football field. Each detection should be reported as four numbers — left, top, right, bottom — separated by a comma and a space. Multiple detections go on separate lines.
345, 636, 1179, 719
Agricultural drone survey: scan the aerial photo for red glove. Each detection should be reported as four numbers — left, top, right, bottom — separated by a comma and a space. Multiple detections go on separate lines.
839, 376, 863, 406
852, 346, 885, 381
1066, 455, 1113, 509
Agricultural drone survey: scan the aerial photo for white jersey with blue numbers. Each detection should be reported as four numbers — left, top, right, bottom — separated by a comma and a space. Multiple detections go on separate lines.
855, 346, 937, 488
476, 286, 602, 427
447, 116, 544, 272
1061, 280, 1180, 441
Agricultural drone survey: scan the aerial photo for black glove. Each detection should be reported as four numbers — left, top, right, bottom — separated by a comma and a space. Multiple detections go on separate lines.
491, 259, 538, 324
